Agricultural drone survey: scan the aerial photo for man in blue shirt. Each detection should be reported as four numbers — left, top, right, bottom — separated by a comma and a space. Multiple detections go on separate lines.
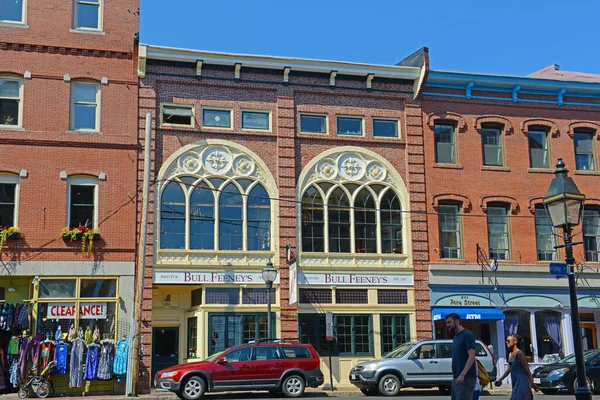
445, 313, 476, 400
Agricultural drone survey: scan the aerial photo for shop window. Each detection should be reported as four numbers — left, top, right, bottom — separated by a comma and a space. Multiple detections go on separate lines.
574, 130, 595, 171
299, 314, 331, 355
299, 289, 332, 304
504, 310, 533, 360
0, 181, 17, 227
487, 204, 510, 260
336, 315, 372, 356
187, 317, 197, 359
242, 288, 274, 304
202, 108, 231, 128
189, 185, 214, 250
37, 300, 116, 341
0, 0, 24, 23
241, 111, 270, 130
481, 126, 503, 166
583, 207, 600, 262
528, 129, 549, 168
301, 186, 324, 252
209, 313, 272, 354
535, 310, 563, 361
73, 0, 102, 30
68, 176, 98, 229
70, 82, 100, 131
79, 279, 116, 298
247, 184, 271, 251
381, 190, 402, 253
328, 187, 351, 253
337, 116, 363, 136
438, 202, 462, 258
205, 288, 239, 305
299, 114, 327, 134
373, 119, 398, 138
535, 205, 556, 261
162, 104, 194, 127
381, 315, 409, 354
378, 289, 408, 304
39, 279, 76, 298
191, 288, 202, 307
355, 189, 377, 253
0, 77, 22, 127
335, 289, 368, 304
434, 123, 456, 164
160, 182, 185, 249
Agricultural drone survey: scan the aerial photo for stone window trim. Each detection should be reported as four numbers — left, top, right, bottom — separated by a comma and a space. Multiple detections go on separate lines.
480, 196, 519, 214
0, 172, 20, 227
521, 118, 560, 138
432, 193, 471, 213
426, 112, 466, 133
69, 80, 101, 132
60, 170, 106, 180
527, 196, 545, 214
474, 115, 514, 135
567, 121, 600, 139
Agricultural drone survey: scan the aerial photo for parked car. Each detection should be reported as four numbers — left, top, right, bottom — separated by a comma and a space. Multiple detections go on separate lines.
532, 349, 600, 394
155, 340, 324, 399
349, 339, 495, 396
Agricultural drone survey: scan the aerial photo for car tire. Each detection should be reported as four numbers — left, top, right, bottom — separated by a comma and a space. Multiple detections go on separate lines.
540, 389, 558, 395
281, 374, 305, 398
360, 388, 379, 396
439, 385, 451, 395
378, 374, 401, 396
180, 376, 206, 400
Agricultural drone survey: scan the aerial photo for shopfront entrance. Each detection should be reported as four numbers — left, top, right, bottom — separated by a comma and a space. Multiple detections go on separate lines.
152, 327, 179, 383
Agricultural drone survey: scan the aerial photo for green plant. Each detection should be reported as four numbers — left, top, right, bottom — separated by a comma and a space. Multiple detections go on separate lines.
0, 226, 19, 248
61, 226, 99, 257
1, 114, 15, 125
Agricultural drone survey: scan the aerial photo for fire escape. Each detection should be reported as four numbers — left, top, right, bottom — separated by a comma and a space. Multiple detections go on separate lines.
476, 243, 498, 289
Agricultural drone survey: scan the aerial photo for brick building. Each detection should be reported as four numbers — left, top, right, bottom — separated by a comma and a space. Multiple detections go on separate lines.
0, 0, 139, 394
137, 45, 432, 387
422, 70, 600, 378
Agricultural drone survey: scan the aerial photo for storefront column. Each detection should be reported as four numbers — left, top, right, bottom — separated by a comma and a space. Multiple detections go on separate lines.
496, 319, 507, 380
562, 311, 574, 356
529, 311, 539, 362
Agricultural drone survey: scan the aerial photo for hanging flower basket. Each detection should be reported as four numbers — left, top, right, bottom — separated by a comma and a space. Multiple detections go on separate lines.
0, 226, 20, 248
61, 226, 100, 256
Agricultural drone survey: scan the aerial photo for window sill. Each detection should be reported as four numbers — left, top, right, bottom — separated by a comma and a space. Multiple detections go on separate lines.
70, 28, 105, 35
574, 170, 600, 176
481, 166, 510, 172
0, 126, 25, 131
0, 21, 28, 28
433, 163, 463, 170
66, 130, 102, 135
527, 168, 554, 174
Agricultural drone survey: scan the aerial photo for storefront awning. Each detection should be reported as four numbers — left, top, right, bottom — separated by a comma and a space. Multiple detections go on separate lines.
432, 308, 505, 321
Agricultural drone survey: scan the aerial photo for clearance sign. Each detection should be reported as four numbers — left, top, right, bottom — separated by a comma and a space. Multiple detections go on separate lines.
47, 303, 107, 319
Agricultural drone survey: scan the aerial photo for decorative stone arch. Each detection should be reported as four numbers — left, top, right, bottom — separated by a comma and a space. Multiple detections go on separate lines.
480, 195, 519, 214
527, 196, 545, 214
474, 115, 514, 135
432, 193, 472, 213
426, 111, 467, 133
567, 121, 600, 139
584, 198, 600, 208
521, 118, 560, 138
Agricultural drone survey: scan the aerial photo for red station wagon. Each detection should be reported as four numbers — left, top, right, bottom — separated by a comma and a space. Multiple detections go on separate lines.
155, 340, 324, 399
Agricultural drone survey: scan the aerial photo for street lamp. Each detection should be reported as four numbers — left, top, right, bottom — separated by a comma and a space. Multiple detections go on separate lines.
543, 158, 592, 400
262, 260, 278, 340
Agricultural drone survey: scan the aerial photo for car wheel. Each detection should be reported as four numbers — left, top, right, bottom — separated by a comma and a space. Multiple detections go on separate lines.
360, 388, 379, 396
180, 376, 206, 400
573, 377, 592, 393
281, 374, 305, 398
541, 389, 558, 395
439, 385, 451, 395
378, 374, 401, 396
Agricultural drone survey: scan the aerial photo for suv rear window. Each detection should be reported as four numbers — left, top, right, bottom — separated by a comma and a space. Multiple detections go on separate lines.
281, 346, 312, 359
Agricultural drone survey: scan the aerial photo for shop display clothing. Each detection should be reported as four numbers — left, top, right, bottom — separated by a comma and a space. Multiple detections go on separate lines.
54, 342, 69, 375
8, 336, 19, 355
84, 328, 93, 345
84, 344, 99, 380
40, 342, 53, 369
9, 358, 19, 388
69, 339, 84, 388
97, 342, 114, 380
113, 340, 128, 375
17, 304, 28, 330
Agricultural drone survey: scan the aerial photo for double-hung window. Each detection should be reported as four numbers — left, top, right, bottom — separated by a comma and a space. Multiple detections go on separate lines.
68, 177, 97, 229
438, 203, 461, 258
534, 205, 556, 261
434, 123, 456, 164
71, 82, 100, 132
0, 78, 22, 128
583, 207, 600, 262
73, 0, 102, 30
0, 176, 18, 227
481, 126, 503, 166
487, 205, 510, 260
528, 130, 549, 168
0, 0, 24, 23
574, 131, 595, 171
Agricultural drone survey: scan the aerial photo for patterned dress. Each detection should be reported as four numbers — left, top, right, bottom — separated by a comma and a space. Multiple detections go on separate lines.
69, 339, 84, 388
97, 342, 114, 380
84, 345, 99, 380
113, 340, 128, 375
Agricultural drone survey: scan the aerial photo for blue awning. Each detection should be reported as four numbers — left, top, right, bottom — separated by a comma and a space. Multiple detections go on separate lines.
432, 308, 505, 321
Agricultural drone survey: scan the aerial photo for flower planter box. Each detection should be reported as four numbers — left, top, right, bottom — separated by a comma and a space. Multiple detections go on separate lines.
62, 233, 101, 241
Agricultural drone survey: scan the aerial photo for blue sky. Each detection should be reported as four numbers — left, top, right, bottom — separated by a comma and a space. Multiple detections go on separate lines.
140, 0, 600, 76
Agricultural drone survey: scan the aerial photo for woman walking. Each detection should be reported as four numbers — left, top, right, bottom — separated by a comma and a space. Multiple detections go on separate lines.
495, 334, 540, 400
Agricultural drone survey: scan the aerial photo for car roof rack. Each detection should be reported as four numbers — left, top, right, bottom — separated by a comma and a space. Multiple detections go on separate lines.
254, 337, 300, 344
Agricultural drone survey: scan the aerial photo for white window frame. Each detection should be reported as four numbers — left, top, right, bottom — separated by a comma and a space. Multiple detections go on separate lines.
70, 81, 100, 132
0, 173, 20, 227
161, 103, 195, 128
0, 76, 24, 129
336, 115, 364, 137
240, 109, 271, 132
66, 176, 99, 229
201, 107, 233, 130
372, 117, 400, 139
0, 0, 27, 25
299, 113, 328, 135
72, 0, 103, 31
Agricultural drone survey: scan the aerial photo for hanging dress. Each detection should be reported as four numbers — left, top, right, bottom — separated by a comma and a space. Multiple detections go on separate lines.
84, 344, 99, 380
54, 343, 69, 375
97, 342, 114, 380
69, 339, 84, 388
40, 342, 53, 370
113, 340, 128, 375
84, 328, 93, 345
10, 358, 19, 387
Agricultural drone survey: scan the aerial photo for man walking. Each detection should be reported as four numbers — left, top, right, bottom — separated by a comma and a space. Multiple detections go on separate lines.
445, 313, 477, 400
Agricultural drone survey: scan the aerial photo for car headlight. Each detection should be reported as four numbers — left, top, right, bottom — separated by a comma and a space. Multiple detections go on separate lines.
362, 362, 380, 372
161, 371, 177, 378
548, 368, 569, 377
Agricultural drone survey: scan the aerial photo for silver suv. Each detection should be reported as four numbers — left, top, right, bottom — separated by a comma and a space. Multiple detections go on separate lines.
349, 339, 495, 396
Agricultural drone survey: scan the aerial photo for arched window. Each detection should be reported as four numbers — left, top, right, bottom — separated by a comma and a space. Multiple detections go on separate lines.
328, 188, 351, 253
381, 190, 402, 254
301, 186, 324, 252
354, 188, 376, 253
504, 309, 533, 359
160, 182, 185, 249
190, 184, 215, 250
219, 183, 243, 251
534, 310, 563, 360
247, 184, 271, 251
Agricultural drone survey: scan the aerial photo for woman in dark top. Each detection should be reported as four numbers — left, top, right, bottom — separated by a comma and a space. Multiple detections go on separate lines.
495, 334, 540, 400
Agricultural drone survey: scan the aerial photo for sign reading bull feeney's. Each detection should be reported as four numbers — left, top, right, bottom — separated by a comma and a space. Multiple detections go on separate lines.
298, 272, 413, 286
153, 271, 280, 284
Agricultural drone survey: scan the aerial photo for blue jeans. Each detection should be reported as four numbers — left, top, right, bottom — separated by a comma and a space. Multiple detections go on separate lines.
451, 377, 476, 400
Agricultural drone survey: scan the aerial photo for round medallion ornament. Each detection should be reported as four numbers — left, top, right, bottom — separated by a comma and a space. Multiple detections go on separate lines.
202, 147, 232, 175
181, 154, 201, 173
338, 154, 365, 181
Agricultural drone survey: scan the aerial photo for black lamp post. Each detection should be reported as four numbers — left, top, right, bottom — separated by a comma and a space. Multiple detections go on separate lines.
543, 158, 592, 400
262, 260, 278, 340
